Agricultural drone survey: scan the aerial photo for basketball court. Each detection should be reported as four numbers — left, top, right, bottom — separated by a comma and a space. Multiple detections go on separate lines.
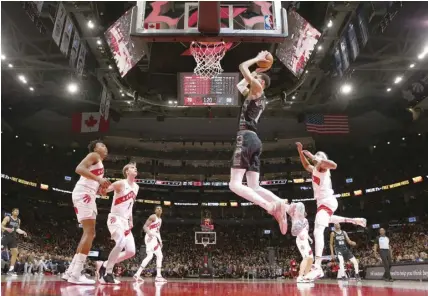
2, 276, 427, 296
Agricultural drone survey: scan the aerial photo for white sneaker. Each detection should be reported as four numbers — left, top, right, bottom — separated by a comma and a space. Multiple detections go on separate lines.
61, 272, 70, 281
155, 276, 167, 282
133, 275, 144, 282
67, 274, 96, 285
305, 265, 324, 280
296, 276, 310, 283
353, 218, 367, 227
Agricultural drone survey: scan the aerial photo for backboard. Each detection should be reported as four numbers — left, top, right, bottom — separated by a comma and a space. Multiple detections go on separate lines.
195, 231, 216, 247
130, 1, 288, 42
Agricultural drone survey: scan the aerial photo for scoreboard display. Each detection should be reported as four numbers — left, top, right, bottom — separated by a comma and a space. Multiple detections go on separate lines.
178, 73, 240, 106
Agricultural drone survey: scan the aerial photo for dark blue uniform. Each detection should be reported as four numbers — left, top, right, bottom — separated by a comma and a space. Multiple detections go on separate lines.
333, 230, 354, 261
231, 94, 266, 172
1, 216, 20, 249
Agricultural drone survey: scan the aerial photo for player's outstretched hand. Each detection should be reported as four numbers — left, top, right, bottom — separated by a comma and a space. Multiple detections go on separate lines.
296, 142, 303, 151
23, 231, 28, 237
350, 241, 357, 247
256, 51, 270, 62
97, 178, 111, 188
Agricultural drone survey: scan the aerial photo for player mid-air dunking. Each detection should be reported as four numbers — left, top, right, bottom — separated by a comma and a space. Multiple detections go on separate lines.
287, 202, 314, 283
296, 142, 366, 280
330, 223, 361, 281
63, 140, 110, 285
1, 208, 28, 276
133, 206, 167, 282
229, 51, 288, 234
96, 162, 139, 284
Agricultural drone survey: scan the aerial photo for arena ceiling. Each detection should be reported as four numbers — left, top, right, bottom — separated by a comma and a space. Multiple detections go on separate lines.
1, 1, 427, 145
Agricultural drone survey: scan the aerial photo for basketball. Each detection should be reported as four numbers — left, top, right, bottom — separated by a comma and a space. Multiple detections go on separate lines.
257, 52, 274, 69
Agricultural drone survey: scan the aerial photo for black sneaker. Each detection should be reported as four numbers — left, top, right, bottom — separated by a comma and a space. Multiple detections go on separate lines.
355, 274, 362, 281
100, 273, 120, 285
98, 262, 106, 281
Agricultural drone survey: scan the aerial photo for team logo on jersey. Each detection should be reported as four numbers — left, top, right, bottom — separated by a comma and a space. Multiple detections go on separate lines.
90, 168, 104, 176
83, 194, 92, 204
110, 216, 116, 224
312, 175, 321, 185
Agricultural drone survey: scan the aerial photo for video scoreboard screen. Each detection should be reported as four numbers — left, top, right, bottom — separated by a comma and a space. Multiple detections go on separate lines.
178, 73, 240, 106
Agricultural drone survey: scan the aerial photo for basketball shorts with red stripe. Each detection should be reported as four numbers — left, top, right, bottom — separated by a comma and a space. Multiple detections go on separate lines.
72, 185, 97, 223
315, 197, 338, 227
145, 234, 162, 255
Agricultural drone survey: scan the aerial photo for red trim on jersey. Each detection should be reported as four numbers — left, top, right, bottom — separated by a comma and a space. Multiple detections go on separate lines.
312, 175, 321, 185
317, 205, 333, 216
114, 191, 136, 206
74, 207, 78, 214
149, 222, 161, 230
90, 168, 104, 176
124, 229, 131, 236
154, 244, 160, 251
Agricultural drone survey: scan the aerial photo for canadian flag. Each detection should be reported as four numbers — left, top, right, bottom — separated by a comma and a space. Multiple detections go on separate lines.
144, 22, 161, 29
72, 112, 109, 133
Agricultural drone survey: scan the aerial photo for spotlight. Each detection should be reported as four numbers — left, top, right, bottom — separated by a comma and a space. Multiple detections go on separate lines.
1, 54, 5, 60
121, 93, 125, 97
168, 100, 172, 104
394, 76, 402, 84
174, 101, 178, 104
108, 65, 113, 69
418, 133, 421, 136
67, 83, 79, 93
15, 135, 18, 138
18, 75, 26, 82
387, 141, 390, 144
327, 20, 333, 28
8, 64, 13, 68
119, 89, 123, 93
409, 63, 415, 68
387, 88, 391, 92
29, 87, 34, 91
402, 137, 405, 140
73, 149, 76, 152
292, 96, 296, 100
373, 145, 376, 149
43, 144, 46, 147
87, 20, 95, 29
317, 45, 323, 51
340, 84, 352, 94
97, 40, 102, 45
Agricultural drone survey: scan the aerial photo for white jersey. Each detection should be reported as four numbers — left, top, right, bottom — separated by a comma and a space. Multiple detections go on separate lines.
312, 166, 334, 200
145, 216, 162, 239
75, 161, 104, 192
110, 180, 139, 219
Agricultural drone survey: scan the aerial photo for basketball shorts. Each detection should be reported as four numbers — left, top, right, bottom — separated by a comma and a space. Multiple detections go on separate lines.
107, 213, 132, 238
231, 131, 262, 173
144, 234, 162, 255
315, 197, 338, 227
1, 235, 18, 249
296, 229, 313, 259
72, 185, 97, 223
336, 248, 354, 262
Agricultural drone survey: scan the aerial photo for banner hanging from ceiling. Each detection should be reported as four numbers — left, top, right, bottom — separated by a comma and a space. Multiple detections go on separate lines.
52, 3, 66, 47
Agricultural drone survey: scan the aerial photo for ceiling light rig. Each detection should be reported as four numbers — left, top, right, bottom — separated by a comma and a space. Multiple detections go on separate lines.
340, 83, 352, 95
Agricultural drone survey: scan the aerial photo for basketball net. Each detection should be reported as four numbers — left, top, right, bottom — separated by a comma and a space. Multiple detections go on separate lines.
190, 41, 227, 79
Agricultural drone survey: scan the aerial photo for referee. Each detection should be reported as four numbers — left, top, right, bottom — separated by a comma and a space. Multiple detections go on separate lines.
373, 228, 394, 282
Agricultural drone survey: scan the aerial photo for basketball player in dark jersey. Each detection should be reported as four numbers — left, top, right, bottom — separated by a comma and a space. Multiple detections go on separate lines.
229, 51, 288, 234
330, 223, 361, 281
1, 208, 28, 276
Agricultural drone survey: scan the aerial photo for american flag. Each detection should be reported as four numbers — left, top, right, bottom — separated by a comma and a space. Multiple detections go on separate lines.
305, 114, 349, 134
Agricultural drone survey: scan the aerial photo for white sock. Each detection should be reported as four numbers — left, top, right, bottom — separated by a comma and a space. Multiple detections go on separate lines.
71, 253, 87, 277
156, 267, 161, 277
9, 266, 14, 271
313, 224, 325, 267
67, 254, 78, 273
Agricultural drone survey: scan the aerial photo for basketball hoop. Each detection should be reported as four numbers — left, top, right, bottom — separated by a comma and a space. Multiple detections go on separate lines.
190, 41, 227, 79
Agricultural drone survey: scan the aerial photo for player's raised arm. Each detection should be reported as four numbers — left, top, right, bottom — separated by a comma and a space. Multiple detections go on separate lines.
239, 51, 269, 95
296, 143, 314, 173
303, 150, 337, 170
